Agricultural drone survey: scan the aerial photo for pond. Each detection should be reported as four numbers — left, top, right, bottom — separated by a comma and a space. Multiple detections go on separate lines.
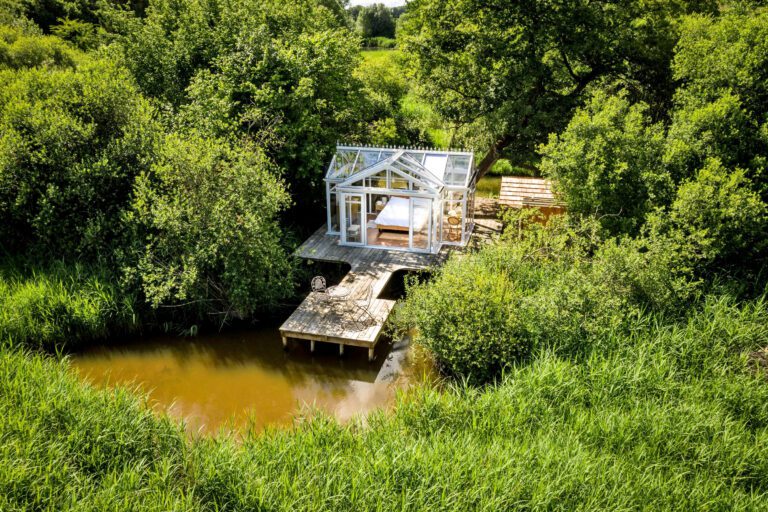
71, 326, 434, 435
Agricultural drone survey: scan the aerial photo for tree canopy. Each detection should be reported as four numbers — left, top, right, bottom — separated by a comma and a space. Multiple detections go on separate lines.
399, 0, 719, 177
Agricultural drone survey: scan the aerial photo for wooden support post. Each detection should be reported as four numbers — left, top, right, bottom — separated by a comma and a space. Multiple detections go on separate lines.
368, 347, 374, 362
281, 336, 287, 349
339, 344, 345, 356
310, 340, 316, 353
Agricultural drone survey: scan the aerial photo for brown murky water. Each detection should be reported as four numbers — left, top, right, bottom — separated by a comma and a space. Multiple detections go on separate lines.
71, 327, 434, 434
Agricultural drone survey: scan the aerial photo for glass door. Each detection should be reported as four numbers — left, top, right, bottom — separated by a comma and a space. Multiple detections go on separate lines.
340, 193, 365, 245
409, 197, 431, 252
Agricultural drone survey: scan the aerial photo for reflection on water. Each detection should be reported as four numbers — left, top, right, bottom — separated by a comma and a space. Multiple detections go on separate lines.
71, 327, 434, 434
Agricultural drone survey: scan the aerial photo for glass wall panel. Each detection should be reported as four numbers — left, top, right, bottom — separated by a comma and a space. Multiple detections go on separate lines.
329, 190, 340, 232
353, 150, 383, 174
390, 172, 410, 190
440, 191, 465, 242
364, 170, 388, 188
444, 155, 471, 186
342, 194, 364, 245
410, 198, 431, 252
329, 150, 358, 179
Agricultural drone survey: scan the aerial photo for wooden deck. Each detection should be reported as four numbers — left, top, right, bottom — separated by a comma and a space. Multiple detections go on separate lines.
280, 202, 504, 361
279, 227, 447, 361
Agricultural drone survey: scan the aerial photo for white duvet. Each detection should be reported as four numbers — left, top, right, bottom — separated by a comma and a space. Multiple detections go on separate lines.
375, 197, 430, 230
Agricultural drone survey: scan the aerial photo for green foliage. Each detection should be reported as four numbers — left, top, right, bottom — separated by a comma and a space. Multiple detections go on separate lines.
541, 90, 671, 235
667, 11, 768, 192
50, 17, 101, 50
644, 159, 768, 286
395, 257, 530, 382
0, 57, 159, 258
0, 24, 77, 68
399, 0, 715, 174
395, 215, 635, 381
0, 260, 138, 350
487, 159, 523, 176
116, 0, 363, 196
126, 134, 294, 319
354, 49, 412, 146
355, 3, 395, 39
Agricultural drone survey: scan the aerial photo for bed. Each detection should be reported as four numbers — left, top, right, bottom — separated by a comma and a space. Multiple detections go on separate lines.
375, 196, 430, 233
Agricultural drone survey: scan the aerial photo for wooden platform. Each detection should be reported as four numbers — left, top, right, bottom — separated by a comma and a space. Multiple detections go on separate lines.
279, 227, 445, 361
499, 176, 558, 207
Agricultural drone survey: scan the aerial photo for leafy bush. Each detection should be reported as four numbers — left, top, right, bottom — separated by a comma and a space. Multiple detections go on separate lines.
540, 90, 670, 235
0, 260, 138, 350
394, 214, 634, 381
644, 159, 768, 287
668, 11, 768, 194
118, 0, 363, 194
394, 256, 529, 382
125, 134, 294, 320
0, 57, 160, 258
0, 24, 78, 69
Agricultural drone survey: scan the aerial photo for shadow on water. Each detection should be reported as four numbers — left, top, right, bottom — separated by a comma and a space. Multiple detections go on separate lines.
72, 267, 435, 434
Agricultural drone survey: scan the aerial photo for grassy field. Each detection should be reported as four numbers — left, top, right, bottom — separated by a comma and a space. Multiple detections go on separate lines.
361, 48, 399, 65
475, 175, 501, 198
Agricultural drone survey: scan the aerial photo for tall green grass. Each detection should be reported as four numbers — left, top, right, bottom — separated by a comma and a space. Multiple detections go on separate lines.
2, 294, 768, 510
0, 260, 139, 350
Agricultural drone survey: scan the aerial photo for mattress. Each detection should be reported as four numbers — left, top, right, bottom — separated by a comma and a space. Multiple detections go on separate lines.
375, 197, 430, 231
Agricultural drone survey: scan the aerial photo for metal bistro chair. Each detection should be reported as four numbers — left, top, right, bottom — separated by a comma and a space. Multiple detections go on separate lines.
311, 275, 352, 307
350, 284, 379, 330
311, 275, 327, 294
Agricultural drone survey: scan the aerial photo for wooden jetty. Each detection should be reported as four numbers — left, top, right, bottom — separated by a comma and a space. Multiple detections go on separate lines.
279, 226, 445, 361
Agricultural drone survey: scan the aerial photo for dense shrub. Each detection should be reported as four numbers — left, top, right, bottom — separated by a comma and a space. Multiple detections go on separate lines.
0, 49, 296, 322
117, 0, 363, 197
540, 90, 670, 235
0, 57, 160, 258
668, 12, 768, 195
0, 25, 78, 69
644, 159, 768, 287
126, 134, 294, 319
394, 255, 529, 382
394, 215, 635, 381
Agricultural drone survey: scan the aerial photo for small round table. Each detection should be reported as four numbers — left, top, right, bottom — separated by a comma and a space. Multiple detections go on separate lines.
326, 285, 351, 299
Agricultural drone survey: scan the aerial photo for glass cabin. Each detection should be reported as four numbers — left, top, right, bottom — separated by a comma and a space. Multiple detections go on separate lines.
325, 145, 476, 254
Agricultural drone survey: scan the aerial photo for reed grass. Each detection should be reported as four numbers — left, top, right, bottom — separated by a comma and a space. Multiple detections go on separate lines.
0, 259, 139, 351
2, 294, 768, 510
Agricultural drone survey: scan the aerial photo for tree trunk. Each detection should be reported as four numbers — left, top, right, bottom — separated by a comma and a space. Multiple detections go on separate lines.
475, 133, 513, 180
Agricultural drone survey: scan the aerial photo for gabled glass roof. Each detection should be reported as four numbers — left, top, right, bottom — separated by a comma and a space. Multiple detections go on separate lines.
326, 145, 474, 188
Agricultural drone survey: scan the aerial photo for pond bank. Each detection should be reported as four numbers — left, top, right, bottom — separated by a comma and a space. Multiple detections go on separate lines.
71, 325, 435, 434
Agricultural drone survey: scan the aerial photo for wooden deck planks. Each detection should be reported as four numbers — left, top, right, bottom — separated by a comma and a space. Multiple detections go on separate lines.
499, 176, 561, 208
280, 226, 444, 360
